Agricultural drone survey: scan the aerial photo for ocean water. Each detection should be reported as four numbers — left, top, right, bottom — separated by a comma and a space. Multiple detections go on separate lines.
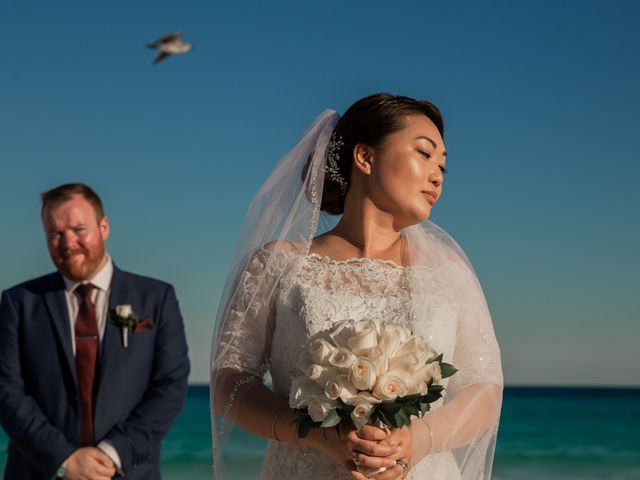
1, 386, 639, 479
493, 387, 640, 480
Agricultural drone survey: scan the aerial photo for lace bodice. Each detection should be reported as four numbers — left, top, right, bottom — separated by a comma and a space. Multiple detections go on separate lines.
215, 247, 502, 479
271, 250, 456, 395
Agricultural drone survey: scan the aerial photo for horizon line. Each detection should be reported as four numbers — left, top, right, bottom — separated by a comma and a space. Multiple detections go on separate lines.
185, 382, 640, 389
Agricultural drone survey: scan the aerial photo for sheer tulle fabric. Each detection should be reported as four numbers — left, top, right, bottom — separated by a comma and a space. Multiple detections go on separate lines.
210, 110, 503, 479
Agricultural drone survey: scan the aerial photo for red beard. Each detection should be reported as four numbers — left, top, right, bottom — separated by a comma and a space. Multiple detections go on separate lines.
54, 243, 106, 281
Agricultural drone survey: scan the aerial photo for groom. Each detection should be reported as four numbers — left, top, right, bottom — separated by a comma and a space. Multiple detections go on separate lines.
0, 183, 190, 479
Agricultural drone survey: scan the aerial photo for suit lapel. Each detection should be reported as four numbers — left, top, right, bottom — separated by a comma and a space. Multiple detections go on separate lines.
96, 266, 128, 397
43, 274, 77, 383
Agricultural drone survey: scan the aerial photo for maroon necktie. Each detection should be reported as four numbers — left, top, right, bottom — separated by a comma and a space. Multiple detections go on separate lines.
75, 284, 98, 446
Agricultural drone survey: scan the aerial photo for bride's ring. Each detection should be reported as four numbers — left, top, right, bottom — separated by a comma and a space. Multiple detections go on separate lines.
396, 459, 409, 474
352, 452, 361, 466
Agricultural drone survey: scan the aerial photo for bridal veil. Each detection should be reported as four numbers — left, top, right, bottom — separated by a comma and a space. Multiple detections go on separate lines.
210, 109, 503, 479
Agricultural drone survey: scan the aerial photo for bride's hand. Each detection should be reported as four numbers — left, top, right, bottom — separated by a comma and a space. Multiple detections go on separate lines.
358, 426, 412, 480
302, 425, 400, 479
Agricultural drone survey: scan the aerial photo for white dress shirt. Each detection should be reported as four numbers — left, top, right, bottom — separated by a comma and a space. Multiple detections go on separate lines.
62, 256, 113, 355
61, 255, 122, 472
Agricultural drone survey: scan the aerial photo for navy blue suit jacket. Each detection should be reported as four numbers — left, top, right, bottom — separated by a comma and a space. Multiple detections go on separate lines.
0, 266, 190, 479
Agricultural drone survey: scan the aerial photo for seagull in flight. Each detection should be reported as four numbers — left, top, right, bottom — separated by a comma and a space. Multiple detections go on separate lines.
147, 32, 193, 64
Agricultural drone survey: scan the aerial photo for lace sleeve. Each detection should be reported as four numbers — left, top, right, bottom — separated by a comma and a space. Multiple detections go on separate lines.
409, 260, 503, 475
212, 248, 278, 378
448, 262, 503, 391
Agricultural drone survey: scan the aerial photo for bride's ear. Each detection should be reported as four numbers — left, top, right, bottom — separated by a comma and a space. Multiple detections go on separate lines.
352, 143, 373, 176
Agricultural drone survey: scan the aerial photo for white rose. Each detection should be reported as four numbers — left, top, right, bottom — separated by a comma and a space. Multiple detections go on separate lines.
328, 347, 357, 373
379, 325, 411, 357
347, 320, 379, 355
353, 319, 378, 334
328, 320, 357, 348
373, 373, 408, 402
310, 338, 336, 366
325, 374, 358, 401
306, 364, 338, 388
367, 346, 389, 375
306, 395, 339, 423
344, 393, 381, 406
388, 352, 420, 374
415, 361, 442, 384
116, 304, 133, 318
395, 336, 437, 364
309, 327, 336, 346
293, 355, 312, 376
404, 377, 428, 395
387, 368, 419, 387
415, 345, 438, 366
289, 376, 324, 408
350, 400, 375, 429
348, 357, 377, 391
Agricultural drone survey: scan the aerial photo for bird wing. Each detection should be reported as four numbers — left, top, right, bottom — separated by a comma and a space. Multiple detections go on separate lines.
153, 52, 171, 64
159, 31, 183, 43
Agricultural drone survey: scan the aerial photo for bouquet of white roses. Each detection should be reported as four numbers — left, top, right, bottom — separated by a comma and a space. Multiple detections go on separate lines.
289, 319, 456, 438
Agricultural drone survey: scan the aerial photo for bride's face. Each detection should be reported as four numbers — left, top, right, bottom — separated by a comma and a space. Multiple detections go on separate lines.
366, 114, 447, 226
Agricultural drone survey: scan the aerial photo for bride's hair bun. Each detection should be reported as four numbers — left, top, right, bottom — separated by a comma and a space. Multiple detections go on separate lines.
317, 92, 444, 215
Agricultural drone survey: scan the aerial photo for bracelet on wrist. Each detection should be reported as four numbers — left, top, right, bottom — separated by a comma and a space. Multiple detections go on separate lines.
271, 405, 288, 441
420, 417, 433, 454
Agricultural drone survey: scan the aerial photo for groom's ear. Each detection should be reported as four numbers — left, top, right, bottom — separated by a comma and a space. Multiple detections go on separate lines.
99, 215, 110, 241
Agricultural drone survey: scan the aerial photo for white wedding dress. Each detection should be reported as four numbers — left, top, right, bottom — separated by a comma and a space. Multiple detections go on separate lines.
216, 246, 502, 480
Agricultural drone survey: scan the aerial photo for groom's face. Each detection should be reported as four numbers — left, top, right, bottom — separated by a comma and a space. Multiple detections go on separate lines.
42, 194, 110, 281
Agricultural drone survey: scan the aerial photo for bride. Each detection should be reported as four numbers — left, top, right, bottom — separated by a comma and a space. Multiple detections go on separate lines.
210, 93, 503, 479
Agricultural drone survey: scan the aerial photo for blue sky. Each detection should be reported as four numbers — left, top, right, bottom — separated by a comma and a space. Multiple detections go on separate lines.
1, 0, 638, 385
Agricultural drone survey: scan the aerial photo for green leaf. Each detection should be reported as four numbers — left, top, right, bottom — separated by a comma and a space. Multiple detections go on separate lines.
420, 401, 431, 416
376, 403, 405, 428
400, 394, 421, 404
369, 409, 379, 425
294, 408, 309, 422
423, 391, 443, 403
340, 404, 355, 416
381, 403, 403, 413
320, 409, 341, 428
107, 311, 139, 329
393, 408, 411, 427
429, 353, 444, 364
387, 415, 400, 428
429, 384, 444, 394
440, 362, 458, 378
377, 408, 393, 428
404, 403, 420, 417
297, 415, 316, 438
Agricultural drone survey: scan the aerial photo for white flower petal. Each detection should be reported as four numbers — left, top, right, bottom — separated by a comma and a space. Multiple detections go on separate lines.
289, 376, 323, 408
349, 357, 378, 391
328, 347, 357, 373
373, 373, 408, 402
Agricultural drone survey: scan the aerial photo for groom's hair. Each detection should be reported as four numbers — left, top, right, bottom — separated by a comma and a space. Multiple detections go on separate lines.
40, 183, 105, 220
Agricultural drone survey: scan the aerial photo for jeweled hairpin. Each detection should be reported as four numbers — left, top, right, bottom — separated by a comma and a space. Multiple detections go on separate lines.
325, 133, 348, 194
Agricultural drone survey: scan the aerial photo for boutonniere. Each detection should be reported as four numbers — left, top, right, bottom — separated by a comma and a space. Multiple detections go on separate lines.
108, 305, 139, 348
